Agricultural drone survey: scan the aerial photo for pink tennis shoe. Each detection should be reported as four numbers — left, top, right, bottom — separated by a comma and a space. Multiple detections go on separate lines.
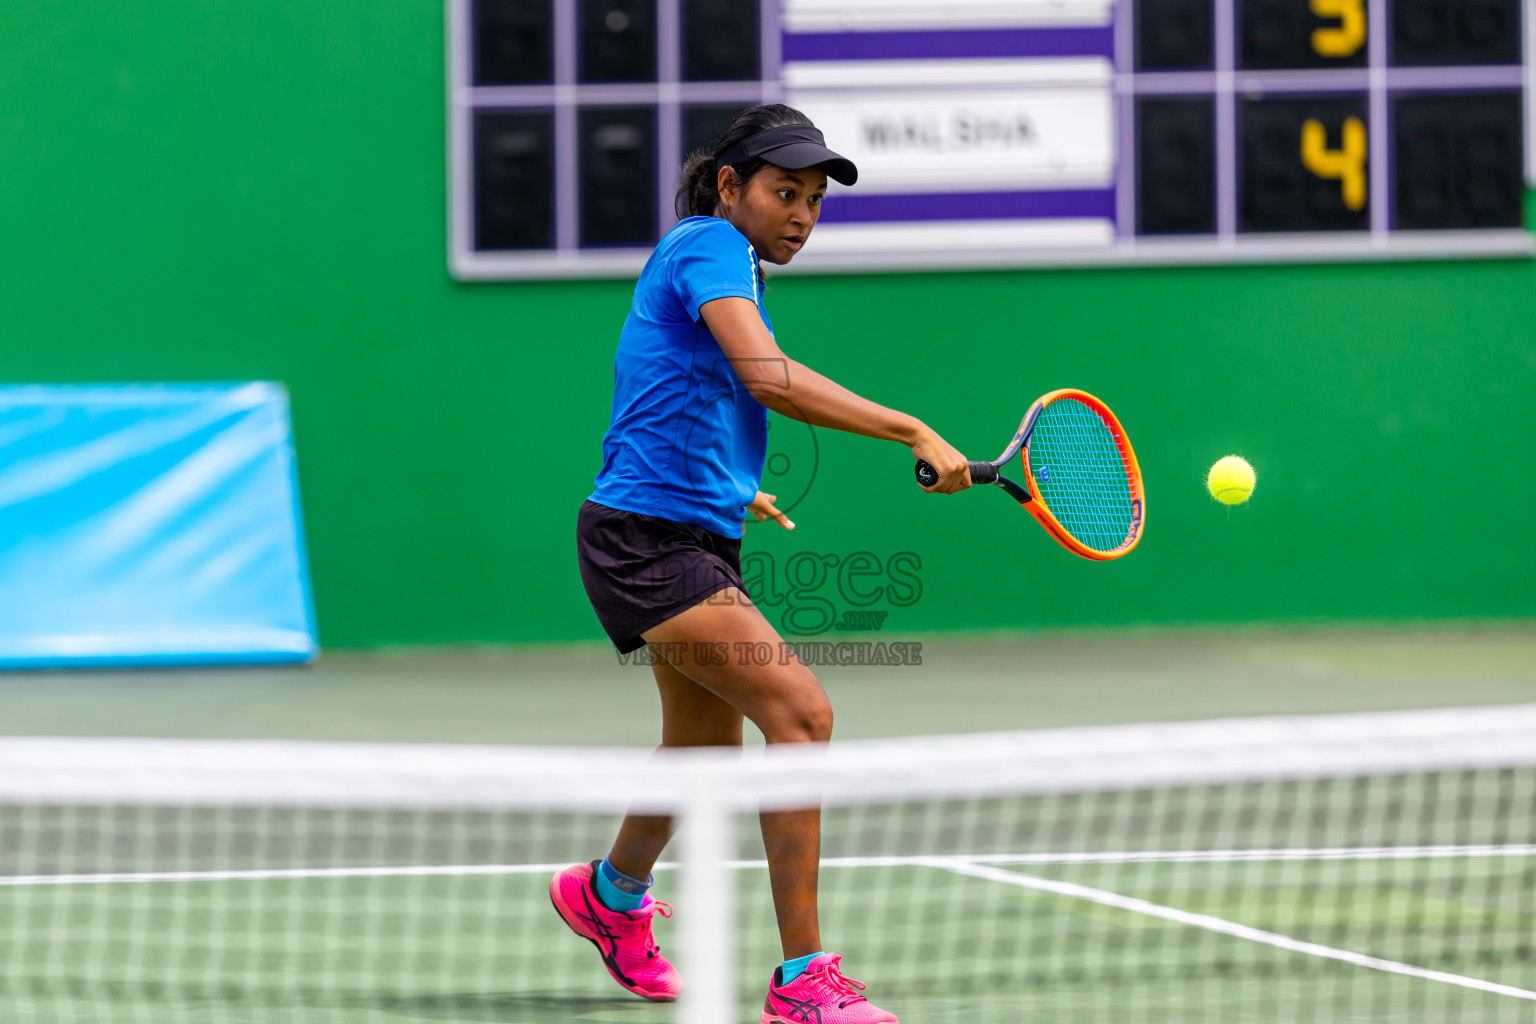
761, 953, 898, 1024
549, 861, 682, 1002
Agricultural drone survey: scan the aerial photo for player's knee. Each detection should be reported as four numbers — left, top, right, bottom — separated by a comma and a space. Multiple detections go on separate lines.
780, 691, 832, 744
805, 698, 833, 743
757, 700, 827, 744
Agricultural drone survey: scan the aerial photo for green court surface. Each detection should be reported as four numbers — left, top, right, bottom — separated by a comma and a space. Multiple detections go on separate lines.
3, 847, 1532, 1023
0, 625, 1532, 1023
0, 625, 1532, 744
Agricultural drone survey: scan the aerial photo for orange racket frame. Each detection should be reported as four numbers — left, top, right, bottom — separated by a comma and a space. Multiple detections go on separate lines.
915, 388, 1145, 561
1019, 389, 1144, 560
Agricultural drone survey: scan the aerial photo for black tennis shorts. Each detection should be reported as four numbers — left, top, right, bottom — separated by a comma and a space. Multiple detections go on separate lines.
576, 499, 747, 654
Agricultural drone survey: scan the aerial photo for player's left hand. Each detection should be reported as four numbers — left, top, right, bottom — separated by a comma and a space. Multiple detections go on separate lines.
749, 491, 795, 530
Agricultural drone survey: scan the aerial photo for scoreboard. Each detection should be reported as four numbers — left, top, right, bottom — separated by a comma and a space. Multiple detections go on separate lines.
449, 0, 1535, 279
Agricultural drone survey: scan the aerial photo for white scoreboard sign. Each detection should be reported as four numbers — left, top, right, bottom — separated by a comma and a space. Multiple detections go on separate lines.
791, 78, 1116, 191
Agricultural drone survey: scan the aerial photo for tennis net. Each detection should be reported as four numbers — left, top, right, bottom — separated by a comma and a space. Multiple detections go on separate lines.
0, 704, 1533, 1023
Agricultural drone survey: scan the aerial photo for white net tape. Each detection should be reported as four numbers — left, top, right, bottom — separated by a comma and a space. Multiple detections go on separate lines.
3, 702, 1534, 813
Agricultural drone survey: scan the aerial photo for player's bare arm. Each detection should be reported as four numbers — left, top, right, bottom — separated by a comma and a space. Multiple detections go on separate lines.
700, 295, 972, 495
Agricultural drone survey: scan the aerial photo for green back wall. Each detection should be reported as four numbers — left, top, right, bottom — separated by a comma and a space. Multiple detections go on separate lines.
4, 0, 1533, 646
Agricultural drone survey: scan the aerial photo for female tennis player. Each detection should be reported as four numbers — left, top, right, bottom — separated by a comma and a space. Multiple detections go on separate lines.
552, 104, 971, 1024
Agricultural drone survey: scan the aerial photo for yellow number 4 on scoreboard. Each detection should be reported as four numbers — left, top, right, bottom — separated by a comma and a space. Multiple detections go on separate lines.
1301, 118, 1367, 212
1310, 0, 1366, 57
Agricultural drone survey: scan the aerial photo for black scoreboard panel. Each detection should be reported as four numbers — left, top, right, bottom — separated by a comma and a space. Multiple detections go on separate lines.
1391, 0, 1523, 66
1241, 96, 1370, 232
682, 0, 760, 81
472, 0, 553, 85
472, 110, 553, 250
451, 0, 1531, 279
1138, 97, 1217, 234
1395, 91, 1525, 228
462, 0, 764, 261
1240, 0, 1368, 70
1135, 0, 1529, 240
578, 0, 657, 84
578, 107, 657, 246
1137, 0, 1216, 70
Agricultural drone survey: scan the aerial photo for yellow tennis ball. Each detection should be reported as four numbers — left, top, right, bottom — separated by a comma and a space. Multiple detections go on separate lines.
1207, 456, 1256, 505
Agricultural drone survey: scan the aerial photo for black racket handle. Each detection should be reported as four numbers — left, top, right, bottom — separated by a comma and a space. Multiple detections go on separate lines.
915, 460, 999, 488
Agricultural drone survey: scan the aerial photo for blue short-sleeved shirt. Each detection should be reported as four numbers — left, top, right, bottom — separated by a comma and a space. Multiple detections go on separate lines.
588, 216, 773, 539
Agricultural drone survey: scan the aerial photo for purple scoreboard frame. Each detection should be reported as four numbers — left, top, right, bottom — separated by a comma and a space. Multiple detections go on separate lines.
449, 0, 1535, 280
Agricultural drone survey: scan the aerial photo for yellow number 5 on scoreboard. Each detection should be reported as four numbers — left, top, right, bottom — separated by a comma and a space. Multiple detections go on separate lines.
1310, 0, 1366, 58
1301, 117, 1368, 211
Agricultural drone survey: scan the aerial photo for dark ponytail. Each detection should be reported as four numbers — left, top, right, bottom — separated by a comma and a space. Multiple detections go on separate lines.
675, 104, 817, 218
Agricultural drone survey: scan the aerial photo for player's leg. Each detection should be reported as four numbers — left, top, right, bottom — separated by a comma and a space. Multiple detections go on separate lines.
643, 589, 895, 1022
548, 638, 753, 1002
605, 654, 745, 882
549, 657, 743, 1003
561, 505, 766, 1001
640, 587, 831, 960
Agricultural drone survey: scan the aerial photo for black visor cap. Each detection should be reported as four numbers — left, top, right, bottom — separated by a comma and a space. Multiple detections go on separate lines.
717, 124, 858, 187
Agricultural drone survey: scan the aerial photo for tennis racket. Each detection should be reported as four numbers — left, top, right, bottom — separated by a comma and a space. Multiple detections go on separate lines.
915, 388, 1144, 561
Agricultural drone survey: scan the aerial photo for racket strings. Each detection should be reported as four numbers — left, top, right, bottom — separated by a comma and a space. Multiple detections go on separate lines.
1027, 399, 1135, 553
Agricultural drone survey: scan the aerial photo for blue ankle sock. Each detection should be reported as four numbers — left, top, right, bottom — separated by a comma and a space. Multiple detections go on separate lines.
594, 856, 651, 912
781, 952, 822, 985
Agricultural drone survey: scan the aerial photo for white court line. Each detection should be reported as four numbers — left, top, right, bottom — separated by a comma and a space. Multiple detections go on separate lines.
935, 860, 1536, 1003
6, 850, 1535, 1002
2, 845, 1532, 887
924, 844, 1536, 866
0, 863, 577, 887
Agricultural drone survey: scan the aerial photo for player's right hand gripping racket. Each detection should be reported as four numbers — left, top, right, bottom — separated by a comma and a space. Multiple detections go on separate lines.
915, 388, 1145, 561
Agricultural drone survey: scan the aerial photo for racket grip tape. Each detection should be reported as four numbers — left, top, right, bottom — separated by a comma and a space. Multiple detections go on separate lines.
915, 460, 999, 488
